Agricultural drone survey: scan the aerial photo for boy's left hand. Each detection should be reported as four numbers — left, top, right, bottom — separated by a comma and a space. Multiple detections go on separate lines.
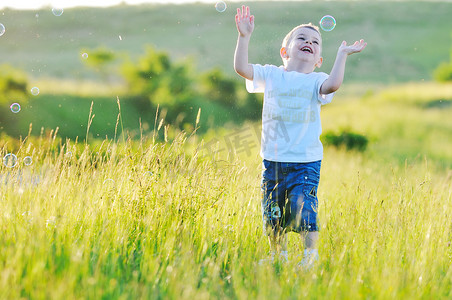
338, 39, 367, 55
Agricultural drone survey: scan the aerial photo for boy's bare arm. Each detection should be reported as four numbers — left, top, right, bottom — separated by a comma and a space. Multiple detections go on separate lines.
320, 39, 367, 95
234, 5, 254, 80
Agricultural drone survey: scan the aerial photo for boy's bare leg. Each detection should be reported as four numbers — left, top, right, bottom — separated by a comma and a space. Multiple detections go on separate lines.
261, 227, 288, 263
299, 231, 319, 267
302, 231, 319, 249
268, 228, 287, 253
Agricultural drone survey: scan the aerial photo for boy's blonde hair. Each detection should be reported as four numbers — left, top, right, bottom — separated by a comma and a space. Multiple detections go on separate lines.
282, 23, 321, 48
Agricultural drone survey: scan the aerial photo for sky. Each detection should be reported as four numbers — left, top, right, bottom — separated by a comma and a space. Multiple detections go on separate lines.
0, 0, 243, 10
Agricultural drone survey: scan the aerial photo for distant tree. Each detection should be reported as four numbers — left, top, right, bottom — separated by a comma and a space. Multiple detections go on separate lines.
122, 46, 262, 133
433, 47, 452, 82
200, 67, 238, 107
0, 64, 28, 131
433, 62, 452, 82
81, 47, 116, 83
122, 46, 195, 119
241, 92, 262, 120
0, 64, 28, 104
322, 129, 368, 152
122, 46, 171, 96
200, 67, 261, 120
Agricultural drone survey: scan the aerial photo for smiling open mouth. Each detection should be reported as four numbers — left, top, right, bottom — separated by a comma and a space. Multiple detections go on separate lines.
300, 46, 313, 53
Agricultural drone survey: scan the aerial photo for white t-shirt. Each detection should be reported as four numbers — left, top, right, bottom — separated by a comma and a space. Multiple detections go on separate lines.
246, 64, 334, 163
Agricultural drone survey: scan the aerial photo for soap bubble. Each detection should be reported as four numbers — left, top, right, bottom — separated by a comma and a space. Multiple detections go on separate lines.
215, 1, 227, 13
46, 217, 57, 229
0, 23, 5, 36
31, 87, 40, 96
3, 153, 18, 168
52, 8, 64, 16
103, 179, 115, 185
143, 171, 153, 180
319, 15, 336, 32
82, 53, 88, 59
22, 211, 33, 223
23, 156, 33, 166
10, 102, 21, 113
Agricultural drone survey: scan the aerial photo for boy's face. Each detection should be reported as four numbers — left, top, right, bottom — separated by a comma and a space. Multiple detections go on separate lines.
281, 27, 323, 69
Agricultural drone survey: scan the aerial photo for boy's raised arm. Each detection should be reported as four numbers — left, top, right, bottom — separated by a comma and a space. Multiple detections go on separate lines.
234, 5, 254, 80
320, 39, 367, 95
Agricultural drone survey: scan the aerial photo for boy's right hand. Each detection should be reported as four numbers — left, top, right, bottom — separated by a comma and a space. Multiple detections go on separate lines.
235, 5, 254, 37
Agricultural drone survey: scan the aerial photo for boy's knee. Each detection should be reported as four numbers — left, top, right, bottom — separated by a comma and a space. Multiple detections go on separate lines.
292, 200, 319, 232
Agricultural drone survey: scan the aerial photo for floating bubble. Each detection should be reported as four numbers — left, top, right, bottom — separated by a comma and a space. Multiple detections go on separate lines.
319, 15, 336, 32
22, 211, 33, 223
224, 224, 234, 232
52, 8, 64, 17
3, 153, 18, 168
0, 23, 5, 36
10, 102, 21, 113
46, 217, 56, 229
103, 179, 115, 185
23, 156, 33, 166
143, 171, 153, 180
81, 53, 88, 59
103, 179, 116, 191
215, 1, 227, 13
31, 86, 40, 96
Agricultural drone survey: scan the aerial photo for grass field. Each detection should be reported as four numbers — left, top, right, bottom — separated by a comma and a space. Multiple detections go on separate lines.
1, 1, 452, 299
0, 80, 451, 298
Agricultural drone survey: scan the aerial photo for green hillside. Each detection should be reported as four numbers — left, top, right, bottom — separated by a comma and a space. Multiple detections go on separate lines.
0, 1, 450, 84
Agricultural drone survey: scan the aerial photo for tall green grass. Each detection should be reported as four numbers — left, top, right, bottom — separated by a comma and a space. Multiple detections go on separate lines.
1, 111, 451, 298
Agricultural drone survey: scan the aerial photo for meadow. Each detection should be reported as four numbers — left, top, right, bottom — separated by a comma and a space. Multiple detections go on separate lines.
1, 1, 452, 299
1, 1, 451, 138
0, 80, 451, 299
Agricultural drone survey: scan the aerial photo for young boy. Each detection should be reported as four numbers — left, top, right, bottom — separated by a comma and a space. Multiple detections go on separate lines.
234, 5, 366, 267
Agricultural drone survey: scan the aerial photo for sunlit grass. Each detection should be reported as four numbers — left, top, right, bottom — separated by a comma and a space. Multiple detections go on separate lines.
0, 131, 264, 298
323, 82, 452, 168
1, 81, 452, 298
0, 125, 451, 298
32, 78, 127, 97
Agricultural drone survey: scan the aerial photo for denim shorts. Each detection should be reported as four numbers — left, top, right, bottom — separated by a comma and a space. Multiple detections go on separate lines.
261, 159, 321, 233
